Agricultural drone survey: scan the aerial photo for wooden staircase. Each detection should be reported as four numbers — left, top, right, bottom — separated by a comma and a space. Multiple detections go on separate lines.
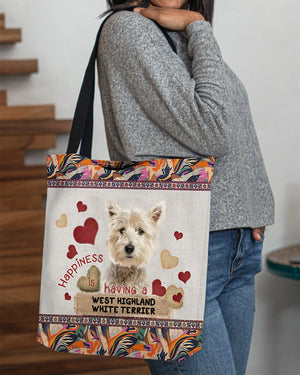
0, 14, 37, 74
0, 13, 21, 43
0, 12, 150, 375
0, 59, 38, 75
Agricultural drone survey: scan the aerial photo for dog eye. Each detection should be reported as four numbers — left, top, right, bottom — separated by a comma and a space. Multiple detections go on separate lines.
119, 228, 125, 235
138, 228, 144, 235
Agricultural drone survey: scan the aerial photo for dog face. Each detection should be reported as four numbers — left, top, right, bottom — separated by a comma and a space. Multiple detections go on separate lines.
105, 201, 166, 268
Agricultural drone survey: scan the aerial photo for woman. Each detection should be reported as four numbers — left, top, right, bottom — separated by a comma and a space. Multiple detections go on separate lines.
97, 1, 275, 374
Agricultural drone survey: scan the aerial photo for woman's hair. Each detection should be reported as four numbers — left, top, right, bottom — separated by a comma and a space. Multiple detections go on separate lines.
99, 0, 215, 25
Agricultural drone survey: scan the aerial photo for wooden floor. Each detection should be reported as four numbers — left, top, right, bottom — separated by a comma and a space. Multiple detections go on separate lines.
0, 218, 151, 374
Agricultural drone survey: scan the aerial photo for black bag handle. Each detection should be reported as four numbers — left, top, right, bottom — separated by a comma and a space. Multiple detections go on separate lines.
66, 9, 177, 159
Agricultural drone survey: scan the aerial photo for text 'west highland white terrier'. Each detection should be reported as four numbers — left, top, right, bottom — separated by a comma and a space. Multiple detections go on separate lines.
104, 200, 166, 292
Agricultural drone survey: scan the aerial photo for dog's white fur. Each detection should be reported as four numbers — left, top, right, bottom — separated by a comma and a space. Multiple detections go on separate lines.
104, 200, 166, 290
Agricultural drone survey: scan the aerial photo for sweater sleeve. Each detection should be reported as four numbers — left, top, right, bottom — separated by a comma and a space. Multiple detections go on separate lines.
99, 11, 231, 157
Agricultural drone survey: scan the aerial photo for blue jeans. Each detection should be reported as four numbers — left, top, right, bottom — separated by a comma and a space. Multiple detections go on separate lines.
146, 227, 265, 375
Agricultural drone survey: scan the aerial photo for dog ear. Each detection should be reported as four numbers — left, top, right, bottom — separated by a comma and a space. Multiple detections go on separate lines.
150, 201, 166, 223
106, 201, 120, 217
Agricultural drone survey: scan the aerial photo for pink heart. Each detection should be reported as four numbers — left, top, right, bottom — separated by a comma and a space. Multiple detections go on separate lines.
174, 231, 183, 240
152, 279, 166, 297
73, 218, 98, 245
67, 245, 78, 259
77, 201, 87, 212
178, 271, 191, 283
65, 293, 71, 301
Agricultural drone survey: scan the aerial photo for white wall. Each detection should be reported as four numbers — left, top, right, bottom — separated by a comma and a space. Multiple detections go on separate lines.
0, 0, 109, 161
1, 1, 299, 374
214, 2, 300, 374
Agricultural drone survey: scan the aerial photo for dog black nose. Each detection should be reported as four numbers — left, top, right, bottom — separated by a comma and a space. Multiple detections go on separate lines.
125, 245, 134, 255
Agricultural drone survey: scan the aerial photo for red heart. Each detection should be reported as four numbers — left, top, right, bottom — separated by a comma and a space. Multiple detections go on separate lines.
173, 293, 182, 303
174, 231, 183, 240
67, 245, 78, 259
73, 218, 98, 245
178, 271, 191, 284
152, 279, 166, 297
65, 293, 71, 301
77, 201, 87, 212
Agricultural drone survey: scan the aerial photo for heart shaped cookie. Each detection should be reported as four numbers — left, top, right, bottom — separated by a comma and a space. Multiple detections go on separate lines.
160, 250, 179, 269
165, 285, 184, 309
77, 265, 101, 292
56, 213, 67, 228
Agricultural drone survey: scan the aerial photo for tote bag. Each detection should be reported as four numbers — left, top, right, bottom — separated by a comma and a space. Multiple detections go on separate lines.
36, 10, 215, 361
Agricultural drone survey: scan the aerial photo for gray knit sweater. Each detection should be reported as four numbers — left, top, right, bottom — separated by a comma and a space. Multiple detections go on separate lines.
96, 10, 275, 232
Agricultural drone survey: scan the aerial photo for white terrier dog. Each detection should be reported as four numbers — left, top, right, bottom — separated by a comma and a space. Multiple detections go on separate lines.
104, 200, 166, 290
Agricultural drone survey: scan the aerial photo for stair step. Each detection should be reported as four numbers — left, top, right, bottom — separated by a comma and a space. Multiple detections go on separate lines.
0, 285, 40, 304
0, 119, 71, 134
0, 332, 40, 354
0, 14, 4, 29
0, 232, 44, 251
0, 28, 21, 43
0, 59, 38, 75
0, 90, 6, 105
1, 302, 38, 324
0, 316, 37, 334
0, 350, 61, 368
1, 355, 149, 375
0, 351, 148, 372
1, 300, 38, 323
0, 194, 44, 211
51, 366, 150, 375
0, 273, 41, 289
0, 351, 83, 368
0, 150, 25, 169
0, 165, 46, 180
0, 334, 42, 355
0, 209, 46, 232
0, 178, 46, 199
0, 244, 44, 258
0, 134, 56, 151
0, 256, 43, 275
0, 104, 54, 121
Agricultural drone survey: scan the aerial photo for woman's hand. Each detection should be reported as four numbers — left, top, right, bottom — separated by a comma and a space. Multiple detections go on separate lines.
133, 3, 205, 31
252, 226, 265, 241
